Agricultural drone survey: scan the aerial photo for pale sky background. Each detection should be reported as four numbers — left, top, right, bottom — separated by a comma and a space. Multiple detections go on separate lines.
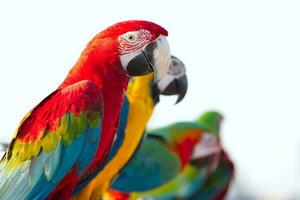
0, 0, 300, 198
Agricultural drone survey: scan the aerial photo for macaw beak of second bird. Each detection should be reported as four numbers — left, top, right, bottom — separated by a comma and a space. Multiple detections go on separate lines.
157, 56, 188, 104
125, 36, 171, 81
189, 133, 222, 168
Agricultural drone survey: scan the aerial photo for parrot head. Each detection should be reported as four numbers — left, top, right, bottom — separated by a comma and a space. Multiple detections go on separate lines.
126, 55, 187, 105
87, 20, 171, 81
190, 111, 223, 167
197, 111, 223, 136
152, 56, 188, 104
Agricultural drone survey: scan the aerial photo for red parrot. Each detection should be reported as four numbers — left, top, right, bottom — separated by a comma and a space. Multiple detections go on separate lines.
0, 20, 171, 200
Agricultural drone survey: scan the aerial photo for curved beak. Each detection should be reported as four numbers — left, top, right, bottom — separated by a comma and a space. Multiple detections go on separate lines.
189, 133, 221, 168
125, 36, 171, 81
157, 56, 188, 104
160, 75, 188, 104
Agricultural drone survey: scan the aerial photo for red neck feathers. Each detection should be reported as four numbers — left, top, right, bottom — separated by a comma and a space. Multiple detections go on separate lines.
60, 35, 129, 170
172, 130, 203, 168
57, 19, 169, 179
60, 35, 129, 89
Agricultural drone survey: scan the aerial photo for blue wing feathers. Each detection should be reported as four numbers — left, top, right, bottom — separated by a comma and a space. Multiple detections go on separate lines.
44, 141, 62, 181
0, 80, 103, 200
73, 97, 129, 195
105, 97, 129, 163
111, 137, 181, 192
77, 127, 101, 175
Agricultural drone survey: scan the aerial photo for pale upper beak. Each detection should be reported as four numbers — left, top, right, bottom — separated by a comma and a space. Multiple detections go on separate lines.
122, 36, 171, 81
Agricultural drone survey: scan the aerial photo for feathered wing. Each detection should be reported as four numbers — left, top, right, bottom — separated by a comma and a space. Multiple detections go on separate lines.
0, 80, 103, 200
111, 135, 181, 192
111, 122, 204, 193
72, 97, 130, 195
136, 156, 220, 200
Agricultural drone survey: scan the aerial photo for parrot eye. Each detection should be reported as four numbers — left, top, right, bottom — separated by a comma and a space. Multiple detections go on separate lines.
118, 31, 139, 44
118, 29, 152, 55
127, 33, 136, 42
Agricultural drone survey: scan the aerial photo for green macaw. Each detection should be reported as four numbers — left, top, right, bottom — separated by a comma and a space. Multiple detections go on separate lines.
107, 111, 234, 200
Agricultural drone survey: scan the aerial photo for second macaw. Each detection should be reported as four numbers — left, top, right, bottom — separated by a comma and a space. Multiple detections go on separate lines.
108, 112, 234, 200
72, 56, 188, 200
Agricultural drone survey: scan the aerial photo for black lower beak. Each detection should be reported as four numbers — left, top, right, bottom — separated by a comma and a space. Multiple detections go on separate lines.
161, 74, 188, 104
126, 52, 154, 76
190, 156, 211, 168
126, 39, 158, 76
190, 154, 217, 168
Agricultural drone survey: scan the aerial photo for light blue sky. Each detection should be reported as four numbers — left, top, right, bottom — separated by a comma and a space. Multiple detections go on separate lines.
0, 0, 299, 197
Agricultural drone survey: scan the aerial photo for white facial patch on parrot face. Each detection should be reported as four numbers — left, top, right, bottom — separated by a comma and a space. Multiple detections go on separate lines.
118, 29, 152, 55
191, 133, 221, 159
118, 29, 153, 69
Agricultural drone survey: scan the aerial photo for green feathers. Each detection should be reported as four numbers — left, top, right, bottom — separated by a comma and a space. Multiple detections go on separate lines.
196, 111, 223, 136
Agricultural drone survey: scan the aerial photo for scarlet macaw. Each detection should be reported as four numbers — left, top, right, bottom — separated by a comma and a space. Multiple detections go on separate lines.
72, 56, 188, 200
108, 112, 234, 200
0, 20, 172, 200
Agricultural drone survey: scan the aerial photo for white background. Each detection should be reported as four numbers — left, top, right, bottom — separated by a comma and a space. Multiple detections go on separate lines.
0, 0, 299, 198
